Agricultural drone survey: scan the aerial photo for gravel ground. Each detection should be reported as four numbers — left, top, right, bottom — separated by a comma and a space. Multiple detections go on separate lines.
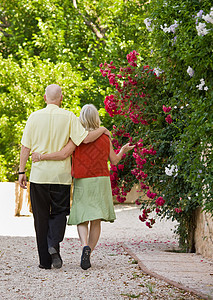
0, 236, 201, 300
0, 184, 205, 299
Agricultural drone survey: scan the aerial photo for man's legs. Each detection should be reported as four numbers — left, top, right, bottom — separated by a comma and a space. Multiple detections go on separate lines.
30, 183, 52, 269
47, 184, 71, 266
30, 183, 70, 269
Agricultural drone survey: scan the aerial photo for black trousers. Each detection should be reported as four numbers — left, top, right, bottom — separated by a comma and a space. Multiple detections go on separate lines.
30, 183, 71, 268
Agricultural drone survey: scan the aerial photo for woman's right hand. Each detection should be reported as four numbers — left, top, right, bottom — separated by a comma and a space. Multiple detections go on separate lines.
32, 152, 41, 162
121, 143, 135, 153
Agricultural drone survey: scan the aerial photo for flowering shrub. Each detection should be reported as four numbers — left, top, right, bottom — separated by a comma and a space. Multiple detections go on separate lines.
144, 0, 213, 215
100, 0, 212, 251
100, 54, 198, 237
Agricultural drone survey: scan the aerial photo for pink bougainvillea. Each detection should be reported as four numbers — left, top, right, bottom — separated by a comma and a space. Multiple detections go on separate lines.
165, 114, 173, 124
163, 105, 172, 113
155, 196, 166, 206
147, 190, 157, 199
175, 207, 183, 213
99, 51, 176, 227
126, 50, 139, 67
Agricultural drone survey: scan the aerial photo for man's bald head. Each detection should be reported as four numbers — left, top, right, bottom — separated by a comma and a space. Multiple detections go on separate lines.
45, 84, 62, 105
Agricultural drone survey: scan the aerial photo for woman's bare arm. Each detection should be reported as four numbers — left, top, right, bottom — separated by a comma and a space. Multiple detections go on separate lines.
109, 141, 135, 165
32, 139, 76, 162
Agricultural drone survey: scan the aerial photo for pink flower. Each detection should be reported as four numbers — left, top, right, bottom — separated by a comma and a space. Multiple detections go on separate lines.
144, 208, 150, 214
139, 215, 146, 222
163, 105, 172, 113
104, 94, 119, 117
101, 70, 107, 77
110, 165, 117, 172
116, 195, 126, 203
149, 148, 156, 155
118, 164, 124, 171
140, 92, 146, 98
135, 199, 140, 205
126, 50, 139, 67
155, 196, 165, 206
141, 148, 149, 155
165, 114, 173, 124
112, 187, 119, 195
150, 218, 155, 225
137, 142, 143, 147
155, 207, 161, 213
175, 207, 182, 213
147, 190, 157, 199
145, 221, 152, 228
140, 183, 149, 190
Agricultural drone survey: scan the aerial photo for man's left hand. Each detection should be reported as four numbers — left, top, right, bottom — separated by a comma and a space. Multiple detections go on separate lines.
104, 128, 112, 141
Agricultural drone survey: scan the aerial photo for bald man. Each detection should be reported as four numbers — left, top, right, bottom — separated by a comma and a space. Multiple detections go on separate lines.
19, 84, 110, 270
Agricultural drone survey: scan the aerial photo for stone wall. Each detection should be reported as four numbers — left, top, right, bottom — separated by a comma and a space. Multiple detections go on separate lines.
113, 184, 149, 204
114, 186, 213, 260
194, 208, 213, 260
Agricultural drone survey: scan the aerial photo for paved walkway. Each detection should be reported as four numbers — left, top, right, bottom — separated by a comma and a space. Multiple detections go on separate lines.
101, 206, 213, 300
0, 183, 212, 299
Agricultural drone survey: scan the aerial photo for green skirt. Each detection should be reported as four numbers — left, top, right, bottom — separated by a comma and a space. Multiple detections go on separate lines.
67, 176, 116, 225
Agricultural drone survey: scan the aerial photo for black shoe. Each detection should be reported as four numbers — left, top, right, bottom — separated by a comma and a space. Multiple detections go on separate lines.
80, 246, 91, 270
39, 264, 51, 269
48, 247, 63, 269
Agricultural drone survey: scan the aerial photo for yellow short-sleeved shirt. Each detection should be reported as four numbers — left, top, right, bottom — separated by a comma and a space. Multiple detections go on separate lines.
21, 104, 88, 184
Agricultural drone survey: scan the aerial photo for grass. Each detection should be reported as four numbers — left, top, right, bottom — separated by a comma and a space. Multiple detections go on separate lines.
146, 282, 155, 294
120, 293, 141, 298
131, 259, 138, 264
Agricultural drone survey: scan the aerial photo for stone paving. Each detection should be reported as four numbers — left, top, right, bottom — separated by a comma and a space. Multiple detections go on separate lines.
101, 206, 213, 300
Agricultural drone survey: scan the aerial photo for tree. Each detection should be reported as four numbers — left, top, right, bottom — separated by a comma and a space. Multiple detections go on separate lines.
0, 55, 92, 181
0, 0, 149, 109
0, 0, 151, 181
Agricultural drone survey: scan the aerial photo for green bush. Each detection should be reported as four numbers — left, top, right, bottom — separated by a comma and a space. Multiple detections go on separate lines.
0, 55, 90, 181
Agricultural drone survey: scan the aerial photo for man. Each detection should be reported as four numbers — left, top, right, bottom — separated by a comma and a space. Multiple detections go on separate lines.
19, 84, 110, 270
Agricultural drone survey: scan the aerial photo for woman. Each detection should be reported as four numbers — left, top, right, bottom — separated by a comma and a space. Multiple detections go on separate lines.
32, 104, 134, 270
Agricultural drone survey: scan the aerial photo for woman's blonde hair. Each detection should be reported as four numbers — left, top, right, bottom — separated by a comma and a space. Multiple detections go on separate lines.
79, 104, 100, 130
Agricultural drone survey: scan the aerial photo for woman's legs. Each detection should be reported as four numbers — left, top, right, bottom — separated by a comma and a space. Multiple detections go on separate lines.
77, 219, 101, 270
77, 219, 101, 251
88, 219, 101, 251
77, 221, 89, 248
